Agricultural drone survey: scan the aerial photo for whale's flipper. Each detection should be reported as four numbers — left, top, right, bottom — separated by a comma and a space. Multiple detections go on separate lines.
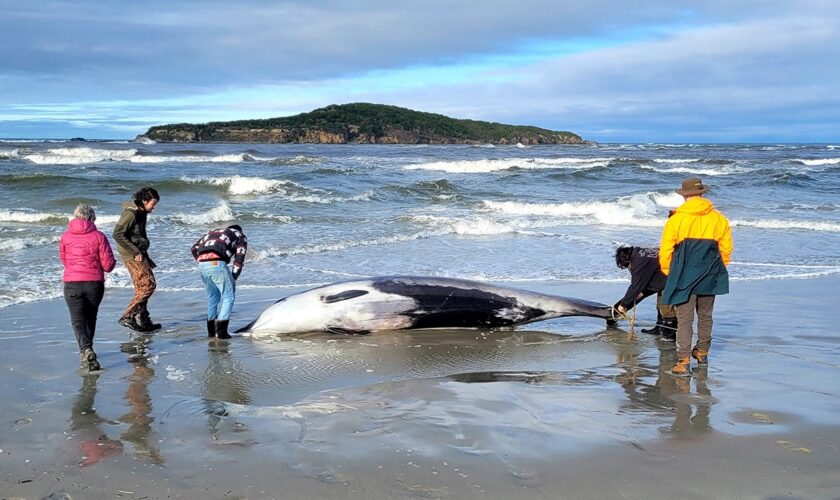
322, 289, 369, 303
326, 325, 370, 335
234, 318, 258, 333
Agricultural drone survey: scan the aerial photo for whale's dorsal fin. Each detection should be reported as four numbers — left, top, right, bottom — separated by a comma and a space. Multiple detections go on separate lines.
322, 289, 369, 303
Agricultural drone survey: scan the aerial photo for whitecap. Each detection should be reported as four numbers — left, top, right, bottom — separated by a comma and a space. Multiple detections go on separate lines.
791, 158, 840, 166
0, 236, 58, 252
404, 157, 612, 173
481, 192, 671, 227
169, 201, 235, 226
638, 164, 751, 176
181, 175, 294, 195
652, 158, 702, 164
14, 147, 139, 165
0, 210, 68, 223
731, 218, 840, 232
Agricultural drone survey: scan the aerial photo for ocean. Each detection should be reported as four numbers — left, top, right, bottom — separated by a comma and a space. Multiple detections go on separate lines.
1, 141, 839, 309
2, 140, 840, 498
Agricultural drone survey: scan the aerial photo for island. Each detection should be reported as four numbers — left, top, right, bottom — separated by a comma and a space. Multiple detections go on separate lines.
139, 103, 584, 145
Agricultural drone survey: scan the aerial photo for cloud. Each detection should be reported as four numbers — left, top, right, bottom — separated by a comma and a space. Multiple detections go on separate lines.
1, 0, 839, 140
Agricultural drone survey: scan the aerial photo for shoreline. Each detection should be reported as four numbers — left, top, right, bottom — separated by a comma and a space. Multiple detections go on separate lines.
1, 277, 838, 498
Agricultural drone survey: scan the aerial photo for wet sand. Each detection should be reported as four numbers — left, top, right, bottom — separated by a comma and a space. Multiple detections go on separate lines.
1, 278, 839, 499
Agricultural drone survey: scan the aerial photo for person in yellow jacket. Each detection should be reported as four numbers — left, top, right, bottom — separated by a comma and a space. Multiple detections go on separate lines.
659, 177, 733, 376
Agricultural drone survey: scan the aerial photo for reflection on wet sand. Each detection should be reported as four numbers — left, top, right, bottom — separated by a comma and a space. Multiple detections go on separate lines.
70, 373, 122, 467
202, 339, 252, 439
119, 335, 165, 465
609, 330, 714, 439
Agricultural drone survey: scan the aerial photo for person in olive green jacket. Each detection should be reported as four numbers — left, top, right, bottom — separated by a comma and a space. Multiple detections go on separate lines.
113, 187, 161, 332
659, 177, 733, 376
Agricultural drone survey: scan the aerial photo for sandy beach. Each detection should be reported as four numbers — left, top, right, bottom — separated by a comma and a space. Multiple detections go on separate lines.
1, 277, 838, 499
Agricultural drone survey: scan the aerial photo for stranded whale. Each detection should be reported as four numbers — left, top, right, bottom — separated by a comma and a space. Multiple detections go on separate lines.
236, 276, 614, 337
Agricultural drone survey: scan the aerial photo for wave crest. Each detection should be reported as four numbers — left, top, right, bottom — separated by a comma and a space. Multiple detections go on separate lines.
404, 157, 611, 173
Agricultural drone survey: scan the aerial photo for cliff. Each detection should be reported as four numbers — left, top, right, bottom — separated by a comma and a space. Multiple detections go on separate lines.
140, 103, 584, 145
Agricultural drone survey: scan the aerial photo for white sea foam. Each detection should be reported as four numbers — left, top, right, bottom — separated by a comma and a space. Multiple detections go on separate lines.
792, 158, 840, 166
639, 163, 751, 176
182, 175, 294, 195
253, 230, 446, 260
0, 236, 59, 252
251, 212, 294, 223
404, 157, 611, 173
410, 215, 535, 236
288, 191, 374, 204
170, 201, 235, 225
0, 210, 120, 225
652, 158, 702, 164
731, 268, 840, 281
14, 147, 140, 164
0, 210, 66, 223
649, 192, 684, 208
481, 192, 671, 227
731, 218, 840, 232
10, 147, 295, 165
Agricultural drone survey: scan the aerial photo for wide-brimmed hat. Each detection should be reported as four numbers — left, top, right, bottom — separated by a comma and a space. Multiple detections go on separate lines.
676, 177, 709, 196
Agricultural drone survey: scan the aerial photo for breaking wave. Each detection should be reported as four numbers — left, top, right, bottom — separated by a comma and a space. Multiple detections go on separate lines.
0, 210, 119, 225
404, 157, 612, 173
169, 202, 236, 226
731, 218, 840, 232
790, 158, 840, 166
481, 192, 681, 227
5, 147, 318, 165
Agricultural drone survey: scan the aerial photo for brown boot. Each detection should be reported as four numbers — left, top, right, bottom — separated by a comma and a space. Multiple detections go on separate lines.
691, 347, 708, 365
669, 357, 691, 376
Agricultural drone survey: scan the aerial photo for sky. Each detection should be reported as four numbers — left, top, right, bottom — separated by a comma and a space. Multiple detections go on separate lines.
1, 1, 839, 142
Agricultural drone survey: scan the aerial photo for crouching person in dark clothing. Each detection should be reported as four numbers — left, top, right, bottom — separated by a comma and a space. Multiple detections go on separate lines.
614, 245, 677, 340
60, 203, 117, 371
191, 225, 248, 339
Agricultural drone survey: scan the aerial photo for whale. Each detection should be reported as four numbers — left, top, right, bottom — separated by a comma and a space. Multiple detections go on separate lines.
236, 276, 614, 337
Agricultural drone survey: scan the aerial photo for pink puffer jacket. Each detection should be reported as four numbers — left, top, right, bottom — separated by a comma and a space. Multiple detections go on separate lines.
59, 219, 117, 282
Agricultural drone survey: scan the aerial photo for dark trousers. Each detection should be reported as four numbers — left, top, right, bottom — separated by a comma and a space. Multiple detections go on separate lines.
674, 294, 716, 359
64, 281, 105, 352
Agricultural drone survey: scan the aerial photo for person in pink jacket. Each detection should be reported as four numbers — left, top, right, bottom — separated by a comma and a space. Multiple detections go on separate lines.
60, 203, 116, 371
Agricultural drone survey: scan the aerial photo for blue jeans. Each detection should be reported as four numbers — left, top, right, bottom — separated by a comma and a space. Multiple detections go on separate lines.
198, 261, 235, 321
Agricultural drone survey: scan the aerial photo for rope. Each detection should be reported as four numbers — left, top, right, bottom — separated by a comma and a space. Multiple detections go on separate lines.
612, 306, 637, 339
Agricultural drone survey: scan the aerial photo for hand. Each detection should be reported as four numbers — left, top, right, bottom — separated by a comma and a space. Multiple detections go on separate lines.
617, 305, 627, 314
134, 254, 143, 262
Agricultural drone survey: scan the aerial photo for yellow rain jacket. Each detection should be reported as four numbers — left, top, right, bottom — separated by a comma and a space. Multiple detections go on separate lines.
659, 197, 733, 305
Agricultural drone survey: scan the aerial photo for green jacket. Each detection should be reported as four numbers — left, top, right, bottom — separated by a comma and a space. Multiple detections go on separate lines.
113, 201, 152, 263
660, 197, 732, 305
661, 239, 729, 305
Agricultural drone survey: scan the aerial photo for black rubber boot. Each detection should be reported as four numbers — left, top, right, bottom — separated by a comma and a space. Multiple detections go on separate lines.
206, 320, 216, 338
660, 317, 678, 341
215, 319, 231, 339
641, 312, 664, 335
136, 304, 162, 332
118, 316, 145, 332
